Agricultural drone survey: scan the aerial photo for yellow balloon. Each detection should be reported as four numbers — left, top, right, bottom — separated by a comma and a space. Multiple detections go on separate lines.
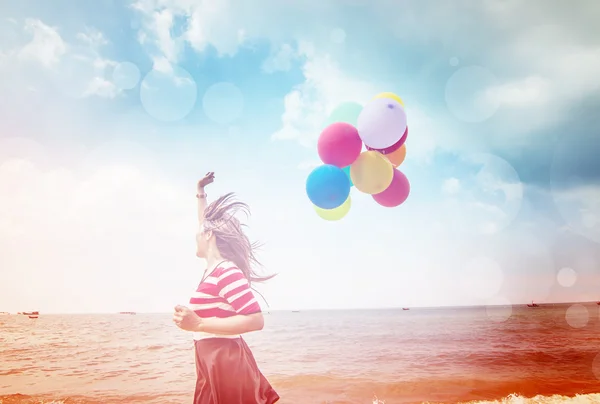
314, 196, 351, 221
350, 151, 394, 194
374, 92, 405, 107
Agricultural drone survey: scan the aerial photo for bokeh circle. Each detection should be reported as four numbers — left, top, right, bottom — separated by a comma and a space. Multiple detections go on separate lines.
202, 82, 244, 125
449, 57, 459, 67
140, 66, 197, 122
112, 62, 141, 90
445, 65, 500, 123
565, 304, 589, 328
557, 267, 577, 287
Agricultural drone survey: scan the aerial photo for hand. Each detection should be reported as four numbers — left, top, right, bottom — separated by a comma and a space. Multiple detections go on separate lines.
173, 305, 202, 332
197, 172, 215, 190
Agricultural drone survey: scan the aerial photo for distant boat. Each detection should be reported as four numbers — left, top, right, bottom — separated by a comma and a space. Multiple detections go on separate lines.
527, 301, 539, 308
0, 312, 10, 315
596, 302, 600, 305
119, 312, 136, 315
402, 308, 410, 311
22, 311, 39, 316
291, 310, 300, 313
28, 315, 39, 319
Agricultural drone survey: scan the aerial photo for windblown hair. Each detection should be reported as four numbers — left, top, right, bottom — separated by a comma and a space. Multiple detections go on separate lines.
203, 192, 275, 284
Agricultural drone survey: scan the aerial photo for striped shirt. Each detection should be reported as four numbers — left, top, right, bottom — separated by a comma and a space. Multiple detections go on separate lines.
189, 261, 261, 340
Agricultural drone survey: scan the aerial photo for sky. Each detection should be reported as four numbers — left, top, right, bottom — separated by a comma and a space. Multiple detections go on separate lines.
0, 0, 599, 313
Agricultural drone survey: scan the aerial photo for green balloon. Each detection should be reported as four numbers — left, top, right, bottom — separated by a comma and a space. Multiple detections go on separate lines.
325, 102, 363, 126
342, 165, 354, 187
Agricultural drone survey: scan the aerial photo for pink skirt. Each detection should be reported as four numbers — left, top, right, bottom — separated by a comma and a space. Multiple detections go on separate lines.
193, 337, 280, 404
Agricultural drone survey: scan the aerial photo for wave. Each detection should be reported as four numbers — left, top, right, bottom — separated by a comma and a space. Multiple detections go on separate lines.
455, 393, 600, 404
3, 392, 600, 404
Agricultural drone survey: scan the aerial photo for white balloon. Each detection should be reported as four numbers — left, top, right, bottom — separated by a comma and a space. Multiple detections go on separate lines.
357, 97, 407, 149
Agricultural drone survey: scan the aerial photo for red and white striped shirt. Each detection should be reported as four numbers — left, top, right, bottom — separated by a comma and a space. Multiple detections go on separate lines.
189, 261, 261, 340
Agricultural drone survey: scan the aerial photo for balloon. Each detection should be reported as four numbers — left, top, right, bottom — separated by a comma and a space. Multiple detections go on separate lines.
386, 144, 407, 167
342, 165, 354, 187
306, 165, 351, 209
373, 169, 410, 207
350, 151, 394, 195
357, 97, 407, 149
318, 122, 362, 167
374, 92, 405, 107
326, 102, 363, 126
314, 196, 351, 221
366, 127, 408, 155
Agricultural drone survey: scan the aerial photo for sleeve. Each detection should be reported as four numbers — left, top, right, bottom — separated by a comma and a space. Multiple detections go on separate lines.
217, 266, 261, 315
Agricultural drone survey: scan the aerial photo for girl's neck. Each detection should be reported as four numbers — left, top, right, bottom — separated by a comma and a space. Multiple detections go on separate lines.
206, 254, 225, 271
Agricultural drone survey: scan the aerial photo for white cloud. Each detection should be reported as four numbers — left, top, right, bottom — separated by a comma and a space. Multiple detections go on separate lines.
0, 154, 196, 314
18, 19, 67, 67
270, 43, 377, 146
442, 178, 461, 195
152, 8, 180, 61
132, 0, 245, 60
186, 2, 246, 56
83, 77, 119, 99
553, 184, 600, 242
485, 76, 552, 108
152, 55, 173, 74
5, 19, 120, 99
76, 28, 108, 48
262, 43, 297, 73
268, 43, 459, 162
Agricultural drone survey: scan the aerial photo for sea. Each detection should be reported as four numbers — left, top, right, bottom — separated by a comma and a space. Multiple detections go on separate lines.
2, 304, 600, 404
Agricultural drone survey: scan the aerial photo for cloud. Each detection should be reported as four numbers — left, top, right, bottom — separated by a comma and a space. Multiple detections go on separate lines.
76, 28, 108, 48
270, 43, 378, 146
267, 43, 458, 162
17, 19, 67, 67
83, 76, 119, 99
482, 26, 600, 136
262, 43, 297, 73
552, 184, 600, 243
0, 151, 197, 313
3, 19, 120, 100
485, 76, 552, 108
442, 178, 461, 195
132, 0, 246, 60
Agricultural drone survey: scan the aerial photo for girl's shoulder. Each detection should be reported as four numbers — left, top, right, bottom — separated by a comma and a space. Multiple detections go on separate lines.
214, 261, 242, 276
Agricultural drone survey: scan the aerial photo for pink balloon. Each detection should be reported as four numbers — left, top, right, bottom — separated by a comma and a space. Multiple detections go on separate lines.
372, 169, 410, 207
366, 127, 408, 155
318, 122, 363, 167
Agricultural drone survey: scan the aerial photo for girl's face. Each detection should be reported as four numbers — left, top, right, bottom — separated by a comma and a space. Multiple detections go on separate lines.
195, 227, 212, 258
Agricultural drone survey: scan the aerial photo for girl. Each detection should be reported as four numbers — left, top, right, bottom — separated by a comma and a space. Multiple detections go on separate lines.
173, 172, 280, 404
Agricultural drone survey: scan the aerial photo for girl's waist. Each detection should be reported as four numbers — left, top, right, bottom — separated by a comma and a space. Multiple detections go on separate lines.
192, 331, 241, 340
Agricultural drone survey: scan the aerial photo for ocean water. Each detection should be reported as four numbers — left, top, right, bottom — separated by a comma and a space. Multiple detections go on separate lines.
1, 304, 600, 404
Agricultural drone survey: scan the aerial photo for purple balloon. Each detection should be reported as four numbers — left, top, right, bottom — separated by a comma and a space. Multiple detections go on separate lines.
366, 127, 408, 155
357, 98, 408, 149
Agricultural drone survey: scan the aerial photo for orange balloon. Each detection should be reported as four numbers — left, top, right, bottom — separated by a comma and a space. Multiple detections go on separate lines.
387, 144, 407, 167
350, 151, 394, 194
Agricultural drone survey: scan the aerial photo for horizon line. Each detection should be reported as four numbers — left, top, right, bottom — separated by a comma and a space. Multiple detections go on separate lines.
4, 300, 599, 315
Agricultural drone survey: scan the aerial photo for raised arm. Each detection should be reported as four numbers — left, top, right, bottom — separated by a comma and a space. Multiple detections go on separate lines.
196, 172, 214, 226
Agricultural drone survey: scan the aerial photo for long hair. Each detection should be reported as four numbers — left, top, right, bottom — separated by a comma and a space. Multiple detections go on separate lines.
203, 192, 275, 284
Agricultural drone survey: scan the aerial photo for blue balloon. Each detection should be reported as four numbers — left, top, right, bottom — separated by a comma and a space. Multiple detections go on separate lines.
342, 165, 354, 187
306, 165, 350, 209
